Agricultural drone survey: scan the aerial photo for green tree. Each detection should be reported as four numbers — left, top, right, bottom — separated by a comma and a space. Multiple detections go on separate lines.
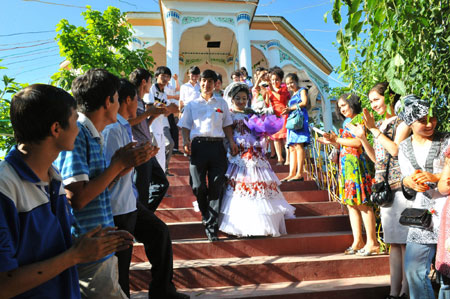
329, 0, 450, 130
52, 6, 154, 90
0, 61, 28, 156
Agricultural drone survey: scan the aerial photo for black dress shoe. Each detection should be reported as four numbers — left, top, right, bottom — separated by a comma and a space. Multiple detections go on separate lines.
205, 229, 219, 241
168, 291, 190, 299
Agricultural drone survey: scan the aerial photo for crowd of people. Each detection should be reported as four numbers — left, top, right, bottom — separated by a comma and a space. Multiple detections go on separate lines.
0, 61, 449, 299
318, 87, 450, 299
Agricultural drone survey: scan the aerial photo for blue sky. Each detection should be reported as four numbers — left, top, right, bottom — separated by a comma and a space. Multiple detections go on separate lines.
0, 0, 344, 88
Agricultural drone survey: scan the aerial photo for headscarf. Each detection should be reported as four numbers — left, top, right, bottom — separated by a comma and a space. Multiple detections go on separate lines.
223, 82, 249, 109
395, 94, 430, 126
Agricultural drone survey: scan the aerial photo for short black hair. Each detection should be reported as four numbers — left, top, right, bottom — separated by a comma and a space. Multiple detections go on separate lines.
11, 84, 76, 144
285, 73, 299, 85
256, 67, 266, 73
269, 66, 284, 81
336, 93, 362, 120
118, 79, 137, 105
231, 71, 241, 79
71, 68, 120, 113
216, 72, 223, 83
155, 66, 172, 77
129, 68, 152, 88
200, 69, 218, 82
188, 66, 200, 75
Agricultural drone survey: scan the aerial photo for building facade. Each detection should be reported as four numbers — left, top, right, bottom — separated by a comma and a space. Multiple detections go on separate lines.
127, 0, 334, 130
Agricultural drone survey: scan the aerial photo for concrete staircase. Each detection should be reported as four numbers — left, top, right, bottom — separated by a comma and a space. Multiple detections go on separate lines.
130, 155, 391, 298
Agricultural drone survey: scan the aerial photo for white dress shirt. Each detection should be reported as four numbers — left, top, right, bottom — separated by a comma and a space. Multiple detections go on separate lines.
178, 95, 233, 140
180, 82, 200, 106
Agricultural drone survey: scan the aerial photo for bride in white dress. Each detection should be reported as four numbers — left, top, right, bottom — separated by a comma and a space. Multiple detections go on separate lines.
219, 83, 295, 237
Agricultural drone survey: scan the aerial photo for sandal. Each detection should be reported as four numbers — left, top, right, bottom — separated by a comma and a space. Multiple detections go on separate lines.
344, 246, 357, 255
356, 248, 383, 256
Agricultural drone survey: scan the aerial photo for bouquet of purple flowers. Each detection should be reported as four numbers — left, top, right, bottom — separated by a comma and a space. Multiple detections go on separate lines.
244, 114, 284, 136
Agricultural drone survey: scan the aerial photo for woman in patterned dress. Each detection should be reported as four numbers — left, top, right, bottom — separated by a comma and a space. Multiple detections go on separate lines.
268, 67, 290, 165
219, 83, 295, 237
319, 93, 379, 256
347, 83, 412, 299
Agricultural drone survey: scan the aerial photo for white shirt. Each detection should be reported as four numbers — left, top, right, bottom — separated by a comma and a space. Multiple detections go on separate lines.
163, 83, 179, 128
143, 84, 167, 135
177, 95, 233, 140
180, 82, 200, 106
102, 114, 137, 216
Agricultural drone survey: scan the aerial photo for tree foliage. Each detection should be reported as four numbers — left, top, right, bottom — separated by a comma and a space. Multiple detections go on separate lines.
0, 61, 28, 156
52, 6, 154, 90
329, 0, 450, 130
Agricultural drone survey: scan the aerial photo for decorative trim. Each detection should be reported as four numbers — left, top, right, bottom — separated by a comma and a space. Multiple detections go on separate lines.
131, 37, 149, 48
237, 13, 251, 23
179, 55, 185, 63
181, 16, 204, 25
181, 52, 229, 56
210, 58, 226, 65
185, 58, 202, 66
215, 17, 235, 26
267, 40, 280, 49
227, 55, 234, 64
166, 10, 180, 21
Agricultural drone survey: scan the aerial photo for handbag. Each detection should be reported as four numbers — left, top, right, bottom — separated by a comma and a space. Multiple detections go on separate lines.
370, 124, 396, 207
286, 105, 303, 131
370, 153, 393, 207
399, 208, 432, 228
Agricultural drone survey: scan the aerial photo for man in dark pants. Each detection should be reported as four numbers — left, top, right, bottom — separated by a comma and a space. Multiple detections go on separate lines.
128, 68, 169, 212
104, 79, 188, 299
178, 69, 238, 241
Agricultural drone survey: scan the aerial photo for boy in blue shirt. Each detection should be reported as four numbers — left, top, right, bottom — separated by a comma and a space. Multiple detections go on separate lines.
54, 69, 152, 298
0, 84, 132, 298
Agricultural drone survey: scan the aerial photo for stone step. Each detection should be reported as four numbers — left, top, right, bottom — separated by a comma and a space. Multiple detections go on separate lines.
166, 215, 351, 240
166, 173, 311, 186
160, 190, 330, 209
166, 180, 318, 195
168, 162, 290, 174
132, 231, 354, 261
129, 253, 389, 290
130, 275, 390, 298
155, 202, 347, 223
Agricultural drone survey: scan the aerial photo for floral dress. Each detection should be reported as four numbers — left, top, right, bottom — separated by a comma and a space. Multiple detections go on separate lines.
219, 112, 295, 237
269, 85, 290, 140
375, 116, 411, 243
338, 118, 373, 206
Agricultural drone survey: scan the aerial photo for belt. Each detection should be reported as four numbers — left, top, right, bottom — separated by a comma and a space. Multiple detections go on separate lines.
193, 137, 224, 142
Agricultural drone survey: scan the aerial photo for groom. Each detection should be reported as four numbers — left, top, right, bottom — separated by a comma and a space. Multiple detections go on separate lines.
178, 69, 238, 241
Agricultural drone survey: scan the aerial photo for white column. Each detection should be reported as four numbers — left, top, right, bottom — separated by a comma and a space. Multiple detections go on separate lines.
236, 12, 252, 77
267, 40, 281, 67
322, 92, 333, 132
165, 10, 181, 81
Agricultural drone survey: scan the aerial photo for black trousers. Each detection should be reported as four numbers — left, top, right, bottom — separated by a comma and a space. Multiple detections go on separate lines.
168, 114, 179, 150
135, 157, 169, 212
114, 203, 176, 298
189, 139, 228, 232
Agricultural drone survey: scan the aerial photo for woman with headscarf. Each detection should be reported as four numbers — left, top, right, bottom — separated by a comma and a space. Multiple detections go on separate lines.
396, 95, 450, 299
219, 83, 295, 237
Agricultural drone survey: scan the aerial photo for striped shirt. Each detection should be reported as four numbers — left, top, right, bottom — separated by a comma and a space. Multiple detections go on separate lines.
54, 113, 115, 238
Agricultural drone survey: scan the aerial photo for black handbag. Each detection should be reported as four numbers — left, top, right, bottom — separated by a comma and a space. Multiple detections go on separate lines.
399, 208, 432, 228
370, 134, 394, 207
